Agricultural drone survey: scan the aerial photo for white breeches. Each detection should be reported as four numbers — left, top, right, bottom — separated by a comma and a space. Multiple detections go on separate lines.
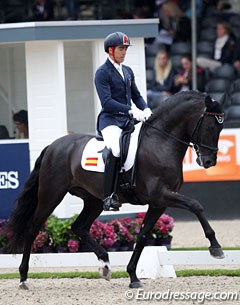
101, 125, 122, 157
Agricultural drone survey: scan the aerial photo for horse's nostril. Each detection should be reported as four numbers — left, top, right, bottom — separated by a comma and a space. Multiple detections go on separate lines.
204, 159, 216, 168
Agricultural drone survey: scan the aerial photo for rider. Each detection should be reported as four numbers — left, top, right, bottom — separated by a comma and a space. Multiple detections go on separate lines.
94, 31, 152, 211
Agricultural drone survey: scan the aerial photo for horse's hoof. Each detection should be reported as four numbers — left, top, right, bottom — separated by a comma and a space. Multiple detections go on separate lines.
209, 247, 225, 259
19, 281, 29, 290
99, 264, 111, 281
129, 281, 143, 289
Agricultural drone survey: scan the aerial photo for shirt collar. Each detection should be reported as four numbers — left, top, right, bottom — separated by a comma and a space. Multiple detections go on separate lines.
108, 56, 122, 70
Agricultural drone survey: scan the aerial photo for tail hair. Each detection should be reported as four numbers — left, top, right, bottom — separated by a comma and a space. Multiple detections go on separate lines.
7, 146, 49, 253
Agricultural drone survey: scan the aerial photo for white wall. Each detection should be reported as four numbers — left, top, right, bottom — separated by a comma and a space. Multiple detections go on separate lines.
64, 41, 96, 134
25, 41, 68, 169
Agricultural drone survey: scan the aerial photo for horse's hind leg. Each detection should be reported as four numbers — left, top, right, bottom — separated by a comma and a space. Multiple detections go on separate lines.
162, 189, 224, 258
19, 188, 67, 289
71, 198, 111, 280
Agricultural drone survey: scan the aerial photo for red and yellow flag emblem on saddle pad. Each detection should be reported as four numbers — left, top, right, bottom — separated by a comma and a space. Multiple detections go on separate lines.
85, 157, 98, 166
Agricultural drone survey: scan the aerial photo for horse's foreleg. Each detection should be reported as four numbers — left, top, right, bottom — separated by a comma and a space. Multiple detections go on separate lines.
71, 199, 111, 280
127, 206, 166, 288
162, 189, 224, 258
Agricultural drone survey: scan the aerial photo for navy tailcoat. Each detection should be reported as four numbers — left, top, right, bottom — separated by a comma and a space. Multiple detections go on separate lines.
95, 59, 147, 131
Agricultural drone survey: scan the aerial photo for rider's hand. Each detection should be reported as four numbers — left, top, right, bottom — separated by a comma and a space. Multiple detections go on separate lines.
129, 107, 145, 122
143, 108, 152, 121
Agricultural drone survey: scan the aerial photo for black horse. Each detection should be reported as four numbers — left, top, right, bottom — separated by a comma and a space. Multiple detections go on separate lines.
8, 91, 225, 289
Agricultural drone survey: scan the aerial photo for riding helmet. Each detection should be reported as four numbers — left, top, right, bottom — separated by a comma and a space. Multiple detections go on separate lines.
104, 32, 131, 52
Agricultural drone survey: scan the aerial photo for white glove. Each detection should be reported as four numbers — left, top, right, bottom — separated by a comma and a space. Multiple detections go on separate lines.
129, 107, 145, 122
143, 108, 152, 121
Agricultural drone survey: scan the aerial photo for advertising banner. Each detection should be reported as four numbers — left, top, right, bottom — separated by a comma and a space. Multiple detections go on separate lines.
0, 140, 30, 219
183, 129, 240, 182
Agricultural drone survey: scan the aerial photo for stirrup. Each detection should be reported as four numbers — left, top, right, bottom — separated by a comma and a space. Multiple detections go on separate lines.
103, 194, 122, 211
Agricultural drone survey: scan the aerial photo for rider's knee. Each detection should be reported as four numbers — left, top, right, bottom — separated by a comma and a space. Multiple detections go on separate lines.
111, 146, 120, 158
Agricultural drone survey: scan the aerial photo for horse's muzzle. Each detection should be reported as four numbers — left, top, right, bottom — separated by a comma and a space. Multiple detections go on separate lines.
196, 155, 217, 168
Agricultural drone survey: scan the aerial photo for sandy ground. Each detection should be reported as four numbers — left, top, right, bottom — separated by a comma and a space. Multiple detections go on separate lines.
1, 277, 240, 305
171, 220, 240, 248
1, 220, 240, 305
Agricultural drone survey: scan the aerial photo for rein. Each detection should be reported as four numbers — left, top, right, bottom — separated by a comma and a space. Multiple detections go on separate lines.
144, 111, 224, 154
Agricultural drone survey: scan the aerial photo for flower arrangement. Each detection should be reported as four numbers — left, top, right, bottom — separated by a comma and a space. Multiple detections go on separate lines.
137, 212, 174, 239
67, 239, 79, 252
110, 218, 134, 247
90, 220, 117, 249
0, 212, 174, 254
31, 231, 49, 253
0, 219, 8, 250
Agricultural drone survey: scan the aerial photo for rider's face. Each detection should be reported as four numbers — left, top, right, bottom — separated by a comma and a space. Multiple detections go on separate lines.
109, 46, 128, 64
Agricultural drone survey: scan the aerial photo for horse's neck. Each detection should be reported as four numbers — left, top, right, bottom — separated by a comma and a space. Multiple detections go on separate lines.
153, 101, 204, 139
144, 109, 202, 163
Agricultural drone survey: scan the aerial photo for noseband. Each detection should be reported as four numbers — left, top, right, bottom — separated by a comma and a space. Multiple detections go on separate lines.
190, 111, 224, 154
144, 110, 224, 156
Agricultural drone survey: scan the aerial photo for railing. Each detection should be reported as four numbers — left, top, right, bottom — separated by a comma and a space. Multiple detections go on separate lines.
1, 247, 240, 279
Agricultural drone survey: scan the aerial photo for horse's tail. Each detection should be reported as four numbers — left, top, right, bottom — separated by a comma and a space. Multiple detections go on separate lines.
7, 146, 49, 253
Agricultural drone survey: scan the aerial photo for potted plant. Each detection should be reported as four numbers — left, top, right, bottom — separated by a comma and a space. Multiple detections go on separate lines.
31, 230, 49, 253
136, 212, 174, 249
45, 215, 76, 252
152, 214, 174, 249
0, 219, 8, 253
90, 220, 117, 252
110, 219, 134, 251
67, 239, 80, 252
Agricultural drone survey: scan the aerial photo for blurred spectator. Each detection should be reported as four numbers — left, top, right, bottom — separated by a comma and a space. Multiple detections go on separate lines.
197, 20, 236, 72
134, 0, 156, 17
154, 0, 191, 47
32, 0, 54, 21
150, 50, 177, 95
233, 38, 240, 68
0, 125, 10, 139
13, 110, 28, 139
132, 6, 153, 19
174, 54, 205, 91
217, 0, 240, 14
65, 0, 79, 20
178, 0, 204, 18
147, 50, 177, 106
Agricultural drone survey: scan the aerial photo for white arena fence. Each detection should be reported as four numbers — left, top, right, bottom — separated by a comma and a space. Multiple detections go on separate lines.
1, 247, 240, 279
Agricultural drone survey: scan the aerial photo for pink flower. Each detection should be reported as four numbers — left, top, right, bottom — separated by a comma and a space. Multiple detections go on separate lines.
110, 219, 134, 244
68, 239, 79, 252
151, 214, 174, 238
32, 231, 49, 253
136, 212, 146, 219
90, 221, 117, 249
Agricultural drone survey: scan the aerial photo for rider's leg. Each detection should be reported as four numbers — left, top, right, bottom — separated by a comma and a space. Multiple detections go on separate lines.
101, 125, 122, 211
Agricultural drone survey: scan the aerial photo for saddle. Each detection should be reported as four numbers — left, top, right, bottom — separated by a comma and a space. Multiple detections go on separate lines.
81, 121, 144, 205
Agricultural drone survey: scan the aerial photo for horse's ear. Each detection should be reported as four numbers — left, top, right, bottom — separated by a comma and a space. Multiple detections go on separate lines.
204, 95, 212, 109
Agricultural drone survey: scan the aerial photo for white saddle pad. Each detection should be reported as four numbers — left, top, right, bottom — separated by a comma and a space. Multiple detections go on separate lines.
81, 122, 142, 172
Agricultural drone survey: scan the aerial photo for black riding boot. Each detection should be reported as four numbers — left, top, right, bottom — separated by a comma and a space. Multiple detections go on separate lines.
103, 149, 122, 211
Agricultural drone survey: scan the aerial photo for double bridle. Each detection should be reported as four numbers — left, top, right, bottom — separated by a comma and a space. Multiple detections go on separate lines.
144, 110, 225, 157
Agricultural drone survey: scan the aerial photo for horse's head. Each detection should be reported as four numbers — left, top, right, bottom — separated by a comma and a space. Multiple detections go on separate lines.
191, 95, 224, 169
